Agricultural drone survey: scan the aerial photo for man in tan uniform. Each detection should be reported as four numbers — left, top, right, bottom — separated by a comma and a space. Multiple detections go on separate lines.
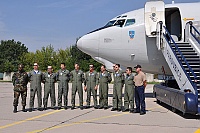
133, 65, 147, 115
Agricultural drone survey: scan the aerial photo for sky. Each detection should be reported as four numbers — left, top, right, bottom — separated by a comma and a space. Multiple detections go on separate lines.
0, 0, 199, 52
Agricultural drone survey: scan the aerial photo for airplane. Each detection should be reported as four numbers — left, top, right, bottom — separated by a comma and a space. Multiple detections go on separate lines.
77, 0, 200, 115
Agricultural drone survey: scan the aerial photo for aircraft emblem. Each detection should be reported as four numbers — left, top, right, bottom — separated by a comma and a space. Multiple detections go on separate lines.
129, 30, 135, 39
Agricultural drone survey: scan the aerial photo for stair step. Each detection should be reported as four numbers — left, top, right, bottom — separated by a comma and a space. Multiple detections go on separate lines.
190, 75, 200, 78
187, 72, 200, 76
171, 44, 191, 47
177, 55, 200, 58
177, 49, 196, 52
170, 42, 190, 45
184, 68, 200, 71
182, 61, 200, 65
172, 47, 193, 50
191, 80, 200, 83
176, 52, 197, 55
182, 62, 200, 65
181, 58, 200, 61
183, 64, 200, 67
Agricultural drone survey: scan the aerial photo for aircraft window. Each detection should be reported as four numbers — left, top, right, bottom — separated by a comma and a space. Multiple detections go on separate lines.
125, 19, 135, 27
117, 16, 121, 18
104, 20, 116, 27
122, 15, 127, 18
114, 19, 126, 27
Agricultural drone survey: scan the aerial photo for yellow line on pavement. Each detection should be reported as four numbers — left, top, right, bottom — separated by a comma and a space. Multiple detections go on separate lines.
28, 106, 161, 133
28, 112, 129, 133
195, 128, 200, 133
0, 109, 63, 130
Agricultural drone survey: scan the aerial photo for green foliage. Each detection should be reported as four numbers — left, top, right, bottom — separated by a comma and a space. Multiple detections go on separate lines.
0, 39, 28, 72
70, 44, 102, 72
0, 39, 102, 72
20, 44, 101, 72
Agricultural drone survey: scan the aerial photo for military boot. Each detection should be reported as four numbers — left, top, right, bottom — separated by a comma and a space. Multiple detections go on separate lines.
13, 106, 17, 113
22, 106, 27, 112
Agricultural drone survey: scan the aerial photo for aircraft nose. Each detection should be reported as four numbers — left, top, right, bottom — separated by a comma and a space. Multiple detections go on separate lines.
77, 33, 99, 57
77, 38, 82, 50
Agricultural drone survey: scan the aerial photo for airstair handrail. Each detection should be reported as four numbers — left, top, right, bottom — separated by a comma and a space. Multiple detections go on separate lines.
162, 26, 198, 88
188, 21, 200, 44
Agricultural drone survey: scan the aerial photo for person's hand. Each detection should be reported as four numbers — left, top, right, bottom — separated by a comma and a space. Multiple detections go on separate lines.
84, 86, 87, 92
94, 85, 98, 90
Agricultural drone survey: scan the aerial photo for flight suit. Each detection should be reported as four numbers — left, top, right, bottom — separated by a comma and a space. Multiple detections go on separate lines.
43, 72, 57, 109
12, 70, 28, 111
99, 71, 112, 108
57, 69, 70, 108
113, 70, 125, 110
28, 70, 43, 110
124, 73, 135, 111
70, 70, 84, 108
84, 70, 98, 108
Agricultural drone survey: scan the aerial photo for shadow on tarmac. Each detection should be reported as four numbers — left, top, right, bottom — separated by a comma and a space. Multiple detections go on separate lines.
153, 101, 200, 119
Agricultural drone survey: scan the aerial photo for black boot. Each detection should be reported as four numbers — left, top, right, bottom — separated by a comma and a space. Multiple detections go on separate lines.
29, 108, 33, 112
13, 106, 17, 113
22, 106, 27, 112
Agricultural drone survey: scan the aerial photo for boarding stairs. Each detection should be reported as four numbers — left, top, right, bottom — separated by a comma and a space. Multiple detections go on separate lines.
156, 21, 200, 114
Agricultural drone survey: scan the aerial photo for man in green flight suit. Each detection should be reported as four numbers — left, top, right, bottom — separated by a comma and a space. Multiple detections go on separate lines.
84, 64, 99, 109
111, 64, 125, 112
99, 65, 112, 109
123, 67, 135, 113
12, 64, 29, 113
42, 66, 57, 110
28, 63, 43, 112
57, 63, 70, 110
70, 63, 84, 110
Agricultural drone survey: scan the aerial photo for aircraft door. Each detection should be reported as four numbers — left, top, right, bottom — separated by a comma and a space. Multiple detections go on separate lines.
145, 1, 165, 37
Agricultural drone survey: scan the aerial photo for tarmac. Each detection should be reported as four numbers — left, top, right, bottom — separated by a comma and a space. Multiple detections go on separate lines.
0, 82, 199, 133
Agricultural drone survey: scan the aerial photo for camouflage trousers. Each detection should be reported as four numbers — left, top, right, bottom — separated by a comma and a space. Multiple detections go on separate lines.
13, 91, 27, 106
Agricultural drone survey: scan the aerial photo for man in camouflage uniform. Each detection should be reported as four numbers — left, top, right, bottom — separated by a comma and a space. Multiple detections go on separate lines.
57, 63, 70, 110
28, 63, 43, 112
70, 63, 84, 110
111, 64, 125, 112
123, 67, 135, 113
12, 64, 29, 113
42, 66, 57, 110
99, 65, 112, 109
84, 64, 98, 109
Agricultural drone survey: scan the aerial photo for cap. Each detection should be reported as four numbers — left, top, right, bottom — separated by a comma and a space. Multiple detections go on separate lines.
89, 65, 93, 67
134, 64, 142, 68
47, 66, 52, 69
18, 64, 24, 68
33, 63, 38, 66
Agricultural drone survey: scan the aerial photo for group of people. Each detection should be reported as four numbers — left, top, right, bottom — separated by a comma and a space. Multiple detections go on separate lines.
12, 62, 147, 115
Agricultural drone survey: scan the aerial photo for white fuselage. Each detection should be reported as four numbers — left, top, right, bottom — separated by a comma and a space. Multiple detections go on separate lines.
77, 2, 200, 75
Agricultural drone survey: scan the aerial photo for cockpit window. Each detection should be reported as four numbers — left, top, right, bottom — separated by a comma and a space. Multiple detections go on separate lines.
104, 20, 116, 27
125, 19, 135, 27
114, 19, 126, 27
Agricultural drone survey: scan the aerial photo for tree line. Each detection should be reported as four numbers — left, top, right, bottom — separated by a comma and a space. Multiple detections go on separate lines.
0, 39, 102, 73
